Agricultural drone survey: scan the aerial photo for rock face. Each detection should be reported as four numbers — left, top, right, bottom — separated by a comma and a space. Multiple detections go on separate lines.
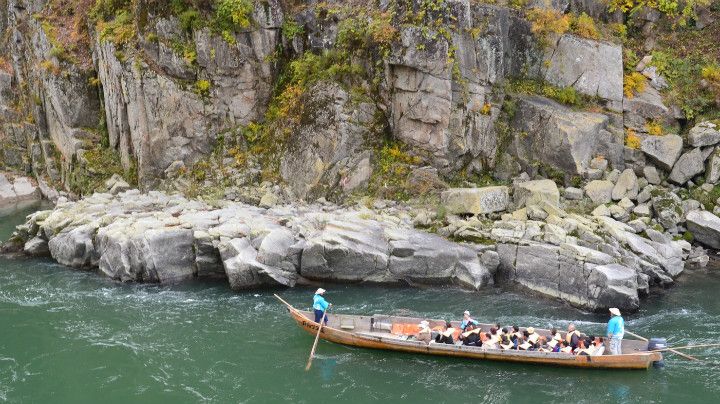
542, 34, 623, 110
441, 186, 509, 215
686, 210, 720, 249
508, 96, 621, 175
12, 190, 494, 290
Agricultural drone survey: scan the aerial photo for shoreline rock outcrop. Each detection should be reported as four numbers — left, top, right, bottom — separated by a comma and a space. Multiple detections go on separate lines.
9, 190, 496, 292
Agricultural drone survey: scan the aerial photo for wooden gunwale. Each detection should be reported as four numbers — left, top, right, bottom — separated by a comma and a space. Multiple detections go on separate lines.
279, 300, 663, 370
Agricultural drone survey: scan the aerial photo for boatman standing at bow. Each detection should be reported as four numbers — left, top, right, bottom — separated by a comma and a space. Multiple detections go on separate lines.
313, 288, 331, 325
607, 307, 625, 355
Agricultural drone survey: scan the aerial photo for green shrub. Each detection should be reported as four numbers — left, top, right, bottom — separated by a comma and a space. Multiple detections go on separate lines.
281, 19, 304, 39
571, 13, 599, 40
214, 0, 253, 31
195, 79, 211, 97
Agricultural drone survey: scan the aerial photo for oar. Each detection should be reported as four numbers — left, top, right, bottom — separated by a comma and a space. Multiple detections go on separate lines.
305, 306, 329, 371
625, 330, 700, 361
652, 343, 720, 352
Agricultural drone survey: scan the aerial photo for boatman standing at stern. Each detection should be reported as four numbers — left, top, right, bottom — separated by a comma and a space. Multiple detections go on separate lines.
607, 307, 625, 355
313, 288, 331, 325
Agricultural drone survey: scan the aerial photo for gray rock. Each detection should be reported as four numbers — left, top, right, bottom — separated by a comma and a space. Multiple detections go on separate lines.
509, 96, 619, 176
706, 148, 720, 183
641, 134, 683, 171
23, 237, 50, 257
584, 180, 614, 205
441, 186, 510, 215
651, 189, 684, 231
514, 179, 560, 208
588, 264, 639, 311
527, 204, 548, 221
612, 169, 639, 200
592, 204, 611, 217
627, 219, 647, 233
618, 197, 635, 211
259, 192, 278, 208
564, 187, 584, 200
609, 205, 630, 222
686, 210, 720, 249
643, 166, 662, 185
585, 168, 604, 180
542, 34, 623, 109
669, 148, 706, 185
589, 156, 609, 171
633, 204, 651, 217
688, 121, 720, 147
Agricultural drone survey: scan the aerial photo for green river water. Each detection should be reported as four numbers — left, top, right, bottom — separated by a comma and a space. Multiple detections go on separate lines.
1, 204, 719, 403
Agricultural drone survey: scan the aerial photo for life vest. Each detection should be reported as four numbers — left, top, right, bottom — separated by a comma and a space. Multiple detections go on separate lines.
565, 330, 579, 343
442, 327, 456, 338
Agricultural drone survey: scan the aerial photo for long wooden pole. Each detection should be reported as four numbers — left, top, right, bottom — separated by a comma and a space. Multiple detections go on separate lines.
625, 330, 699, 361
652, 343, 720, 352
305, 307, 329, 371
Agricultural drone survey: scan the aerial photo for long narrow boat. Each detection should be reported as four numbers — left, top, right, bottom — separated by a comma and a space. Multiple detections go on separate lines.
276, 296, 663, 370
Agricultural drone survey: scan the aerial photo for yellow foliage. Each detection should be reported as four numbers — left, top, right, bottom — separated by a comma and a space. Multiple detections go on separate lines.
527, 8, 570, 43
626, 129, 641, 149
645, 121, 663, 136
571, 13, 599, 40
480, 102, 492, 115
194, 79, 211, 97
623, 72, 646, 98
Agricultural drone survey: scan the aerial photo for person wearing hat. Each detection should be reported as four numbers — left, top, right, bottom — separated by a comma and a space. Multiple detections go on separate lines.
460, 310, 479, 331
607, 308, 625, 355
312, 288, 331, 325
526, 327, 540, 344
417, 320, 432, 344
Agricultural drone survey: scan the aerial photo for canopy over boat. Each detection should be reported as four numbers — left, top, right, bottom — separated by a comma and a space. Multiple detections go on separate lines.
276, 297, 663, 370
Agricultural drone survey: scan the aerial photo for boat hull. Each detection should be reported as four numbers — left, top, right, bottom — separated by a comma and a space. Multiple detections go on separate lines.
283, 304, 662, 370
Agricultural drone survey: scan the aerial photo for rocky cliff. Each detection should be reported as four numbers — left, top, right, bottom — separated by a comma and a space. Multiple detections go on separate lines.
1, 0, 720, 311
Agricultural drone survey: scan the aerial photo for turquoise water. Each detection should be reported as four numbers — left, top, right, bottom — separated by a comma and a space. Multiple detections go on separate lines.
1, 204, 719, 403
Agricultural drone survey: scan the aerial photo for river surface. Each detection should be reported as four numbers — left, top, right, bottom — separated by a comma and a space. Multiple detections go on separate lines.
1, 204, 719, 403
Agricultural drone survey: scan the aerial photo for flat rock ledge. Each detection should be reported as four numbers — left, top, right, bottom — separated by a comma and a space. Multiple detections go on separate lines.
8, 190, 495, 292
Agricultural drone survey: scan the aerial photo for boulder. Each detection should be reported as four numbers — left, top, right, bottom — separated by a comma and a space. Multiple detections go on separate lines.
668, 148, 707, 185
612, 169, 638, 200
542, 34, 623, 109
588, 264, 639, 311
706, 149, 720, 183
514, 179, 560, 208
688, 121, 720, 147
23, 237, 50, 257
509, 96, 620, 175
584, 180, 614, 205
440, 186, 510, 215
564, 187, 584, 200
643, 166, 661, 185
686, 210, 720, 249
650, 189, 683, 231
640, 134, 683, 171
219, 237, 298, 289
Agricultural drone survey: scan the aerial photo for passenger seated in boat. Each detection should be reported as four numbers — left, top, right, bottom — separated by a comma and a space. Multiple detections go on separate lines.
511, 325, 522, 344
460, 324, 481, 346
460, 311, 479, 331
482, 333, 498, 350
435, 321, 456, 344
417, 320, 432, 344
536, 336, 550, 352
549, 327, 562, 343
526, 327, 540, 345
499, 335, 513, 350
560, 340, 573, 353
514, 334, 526, 350
590, 336, 606, 356
574, 339, 590, 355
566, 324, 581, 349
518, 337, 532, 351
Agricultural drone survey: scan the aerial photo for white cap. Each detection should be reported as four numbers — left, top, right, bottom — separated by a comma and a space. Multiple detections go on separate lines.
315, 288, 326, 295
419, 320, 429, 327
609, 308, 621, 316
463, 310, 470, 316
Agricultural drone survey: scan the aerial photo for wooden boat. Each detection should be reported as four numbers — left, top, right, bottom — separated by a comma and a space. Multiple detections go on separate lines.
276, 296, 663, 370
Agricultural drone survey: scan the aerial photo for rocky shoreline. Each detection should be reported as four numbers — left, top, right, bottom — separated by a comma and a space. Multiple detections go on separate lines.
5, 164, 719, 312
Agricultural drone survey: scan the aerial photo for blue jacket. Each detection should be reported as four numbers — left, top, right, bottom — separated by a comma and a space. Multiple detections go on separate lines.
607, 316, 624, 338
313, 294, 329, 311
